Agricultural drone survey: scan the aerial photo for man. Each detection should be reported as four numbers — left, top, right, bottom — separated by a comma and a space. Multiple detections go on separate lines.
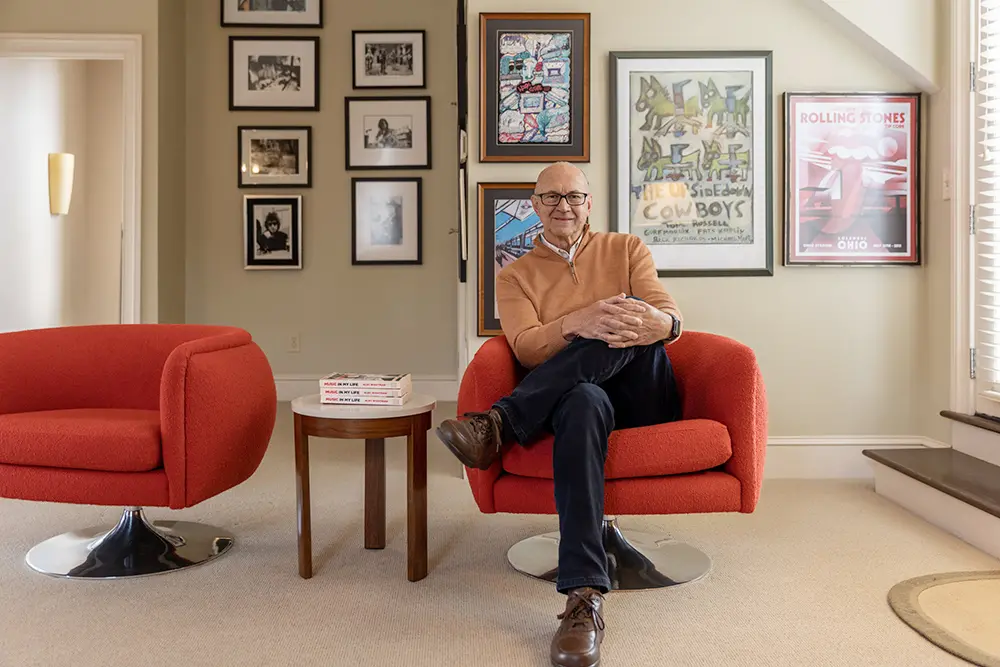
436, 162, 683, 667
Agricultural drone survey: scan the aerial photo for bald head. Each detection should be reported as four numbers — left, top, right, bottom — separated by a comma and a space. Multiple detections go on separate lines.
530, 162, 592, 249
534, 161, 590, 194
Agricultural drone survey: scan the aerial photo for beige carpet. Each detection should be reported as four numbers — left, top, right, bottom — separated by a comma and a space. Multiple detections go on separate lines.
1, 404, 998, 667
889, 571, 1000, 667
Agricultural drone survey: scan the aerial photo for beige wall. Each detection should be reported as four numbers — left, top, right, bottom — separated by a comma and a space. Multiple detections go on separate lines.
465, 0, 950, 438
0, 58, 122, 330
182, 0, 459, 377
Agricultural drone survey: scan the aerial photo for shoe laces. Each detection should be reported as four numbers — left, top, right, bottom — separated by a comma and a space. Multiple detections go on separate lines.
557, 591, 605, 632
460, 411, 502, 452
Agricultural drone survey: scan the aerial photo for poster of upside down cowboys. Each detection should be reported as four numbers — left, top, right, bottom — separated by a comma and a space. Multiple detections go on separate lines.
610, 51, 774, 277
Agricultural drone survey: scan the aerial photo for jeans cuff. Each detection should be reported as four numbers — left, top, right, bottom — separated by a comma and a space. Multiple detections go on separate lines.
556, 575, 611, 595
492, 401, 527, 444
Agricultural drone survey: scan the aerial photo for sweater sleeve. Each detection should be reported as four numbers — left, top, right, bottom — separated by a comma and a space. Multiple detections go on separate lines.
496, 271, 571, 369
627, 235, 683, 331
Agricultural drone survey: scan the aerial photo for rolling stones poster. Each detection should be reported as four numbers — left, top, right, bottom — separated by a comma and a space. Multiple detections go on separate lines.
784, 93, 921, 265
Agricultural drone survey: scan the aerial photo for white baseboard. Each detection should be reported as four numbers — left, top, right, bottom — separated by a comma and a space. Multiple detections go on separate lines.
274, 374, 459, 403
763, 437, 947, 479
869, 460, 1000, 559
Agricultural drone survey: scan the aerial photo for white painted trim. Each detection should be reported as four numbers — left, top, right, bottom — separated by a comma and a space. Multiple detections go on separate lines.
799, 0, 939, 92
0, 33, 143, 325
275, 374, 459, 403
951, 421, 1000, 467
870, 460, 1000, 559
951, 0, 975, 415
767, 435, 947, 447
764, 439, 946, 479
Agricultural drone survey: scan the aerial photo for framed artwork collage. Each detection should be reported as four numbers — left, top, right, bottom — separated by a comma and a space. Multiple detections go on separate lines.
474, 13, 923, 336
223, 0, 428, 270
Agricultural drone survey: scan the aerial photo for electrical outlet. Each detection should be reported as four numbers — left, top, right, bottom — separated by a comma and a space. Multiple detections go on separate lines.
288, 333, 301, 353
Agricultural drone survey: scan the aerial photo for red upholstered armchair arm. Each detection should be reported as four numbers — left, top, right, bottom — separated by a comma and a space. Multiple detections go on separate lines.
160, 331, 277, 509
667, 331, 768, 512
456, 336, 521, 513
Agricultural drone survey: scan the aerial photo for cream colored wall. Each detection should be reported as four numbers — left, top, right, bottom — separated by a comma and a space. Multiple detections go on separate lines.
465, 0, 950, 438
0, 0, 163, 324
182, 0, 459, 377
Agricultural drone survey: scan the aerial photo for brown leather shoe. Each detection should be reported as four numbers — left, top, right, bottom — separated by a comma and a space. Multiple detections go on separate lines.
550, 587, 605, 667
434, 409, 503, 470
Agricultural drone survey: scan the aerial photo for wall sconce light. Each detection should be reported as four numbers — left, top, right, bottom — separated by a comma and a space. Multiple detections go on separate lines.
48, 153, 75, 215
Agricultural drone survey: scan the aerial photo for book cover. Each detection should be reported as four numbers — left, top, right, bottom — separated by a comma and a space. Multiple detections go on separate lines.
319, 372, 412, 390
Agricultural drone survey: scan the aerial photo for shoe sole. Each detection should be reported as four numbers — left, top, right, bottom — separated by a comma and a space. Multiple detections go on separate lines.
434, 425, 487, 470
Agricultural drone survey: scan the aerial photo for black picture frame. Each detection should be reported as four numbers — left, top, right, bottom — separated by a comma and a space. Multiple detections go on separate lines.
344, 96, 432, 170
229, 36, 320, 111
608, 50, 774, 277
351, 177, 423, 265
237, 125, 312, 188
477, 182, 539, 336
220, 0, 323, 27
783, 91, 922, 266
479, 12, 590, 163
352, 30, 427, 89
244, 194, 303, 270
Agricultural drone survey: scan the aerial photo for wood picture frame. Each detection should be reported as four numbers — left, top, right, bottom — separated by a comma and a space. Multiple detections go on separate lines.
244, 194, 303, 270
352, 30, 426, 89
783, 92, 922, 266
344, 96, 432, 170
477, 182, 540, 336
479, 12, 590, 162
238, 125, 312, 188
229, 36, 320, 111
220, 0, 323, 27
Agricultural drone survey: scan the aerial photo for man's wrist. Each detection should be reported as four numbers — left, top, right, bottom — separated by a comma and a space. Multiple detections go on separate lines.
561, 315, 578, 340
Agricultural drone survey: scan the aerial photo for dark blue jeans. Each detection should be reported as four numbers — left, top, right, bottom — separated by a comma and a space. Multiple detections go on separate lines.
493, 333, 681, 594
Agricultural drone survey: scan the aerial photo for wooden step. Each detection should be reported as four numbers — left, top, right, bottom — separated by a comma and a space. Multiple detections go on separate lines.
861, 447, 1000, 520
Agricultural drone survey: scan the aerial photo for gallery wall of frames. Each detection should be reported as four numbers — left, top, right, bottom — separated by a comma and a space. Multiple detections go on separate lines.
470, 12, 923, 337
223, 0, 430, 270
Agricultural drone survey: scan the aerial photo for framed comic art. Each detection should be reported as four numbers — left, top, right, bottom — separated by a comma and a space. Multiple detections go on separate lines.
477, 182, 541, 336
784, 92, 921, 265
479, 13, 590, 162
609, 50, 773, 277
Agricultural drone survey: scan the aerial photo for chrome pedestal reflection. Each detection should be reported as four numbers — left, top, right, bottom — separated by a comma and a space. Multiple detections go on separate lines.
506, 516, 711, 590
25, 506, 235, 579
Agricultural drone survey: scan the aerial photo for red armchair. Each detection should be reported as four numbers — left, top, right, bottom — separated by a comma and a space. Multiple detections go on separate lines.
458, 331, 767, 590
0, 324, 277, 579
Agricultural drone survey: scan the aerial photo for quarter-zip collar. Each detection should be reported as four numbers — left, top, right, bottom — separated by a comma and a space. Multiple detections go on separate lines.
530, 224, 593, 285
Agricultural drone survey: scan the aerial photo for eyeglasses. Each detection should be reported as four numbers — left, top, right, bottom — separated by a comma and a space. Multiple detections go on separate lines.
534, 191, 589, 206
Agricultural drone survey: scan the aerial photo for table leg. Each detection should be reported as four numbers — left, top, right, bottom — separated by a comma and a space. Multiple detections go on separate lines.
294, 413, 312, 578
407, 424, 428, 582
365, 438, 386, 549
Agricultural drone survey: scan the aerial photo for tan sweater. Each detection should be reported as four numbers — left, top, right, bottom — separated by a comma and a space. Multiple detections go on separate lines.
496, 226, 683, 368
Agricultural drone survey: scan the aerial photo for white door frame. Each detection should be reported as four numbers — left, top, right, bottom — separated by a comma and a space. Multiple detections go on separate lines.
0, 33, 142, 325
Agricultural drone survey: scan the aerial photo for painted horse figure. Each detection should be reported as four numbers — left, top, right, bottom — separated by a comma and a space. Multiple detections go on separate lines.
701, 138, 749, 182
637, 136, 702, 182
635, 75, 702, 136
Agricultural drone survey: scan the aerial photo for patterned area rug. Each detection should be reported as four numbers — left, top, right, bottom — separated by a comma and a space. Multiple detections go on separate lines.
888, 571, 1000, 667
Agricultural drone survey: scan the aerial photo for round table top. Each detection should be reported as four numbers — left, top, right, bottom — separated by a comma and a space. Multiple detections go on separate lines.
291, 393, 437, 420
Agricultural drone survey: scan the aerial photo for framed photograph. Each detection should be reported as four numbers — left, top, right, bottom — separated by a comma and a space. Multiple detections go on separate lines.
220, 0, 323, 27
609, 50, 773, 277
238, 126, 311, 188
784, 92, 921, 266
345, 96, 431, 170
479, 12, 590, 162
477, 183, 541, 336
244, 195, 302, 270
352, 178, 422, 265
229, 36, 319, 111
352, 30, 426, 89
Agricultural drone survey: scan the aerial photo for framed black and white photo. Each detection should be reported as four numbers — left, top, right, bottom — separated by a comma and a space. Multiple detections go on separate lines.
244, 195, 302, 270
229, 36, 319, 111
351, 178, 422, 265
221, 0, 323, 27
238, 126, 311, 188
352, 30, 426, 89
345, 96, 431, 169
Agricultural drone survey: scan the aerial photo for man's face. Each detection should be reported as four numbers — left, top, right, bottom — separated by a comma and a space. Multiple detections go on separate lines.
531, 165, 592, 241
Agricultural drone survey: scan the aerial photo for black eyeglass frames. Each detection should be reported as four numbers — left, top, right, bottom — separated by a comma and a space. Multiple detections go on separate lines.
534, 191, 589, 206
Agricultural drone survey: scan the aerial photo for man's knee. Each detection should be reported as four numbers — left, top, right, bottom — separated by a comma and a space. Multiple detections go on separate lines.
557, 383, 614, 426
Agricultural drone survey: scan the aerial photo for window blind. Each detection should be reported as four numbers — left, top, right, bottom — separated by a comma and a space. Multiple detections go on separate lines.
975, 0, 1000, 406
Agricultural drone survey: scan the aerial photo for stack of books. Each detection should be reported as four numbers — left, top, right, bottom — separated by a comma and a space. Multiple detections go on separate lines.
318, 372, 412, 406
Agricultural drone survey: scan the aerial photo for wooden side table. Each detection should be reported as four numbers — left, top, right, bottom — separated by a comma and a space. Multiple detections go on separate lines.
291, 393, 437, 582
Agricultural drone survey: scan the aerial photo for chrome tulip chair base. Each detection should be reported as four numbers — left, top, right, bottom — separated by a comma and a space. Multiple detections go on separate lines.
506, 517, 711, 591
25, 506, 235, 580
